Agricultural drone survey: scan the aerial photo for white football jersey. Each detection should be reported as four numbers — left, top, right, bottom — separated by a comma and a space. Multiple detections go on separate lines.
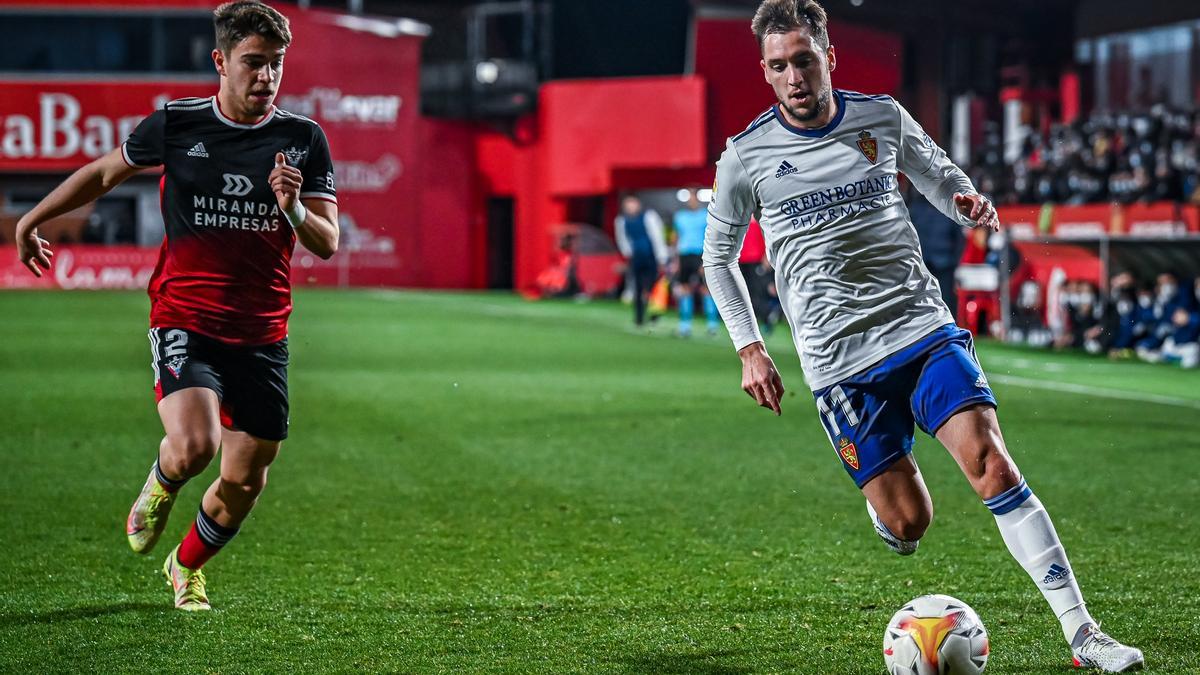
703, 89, 978, 390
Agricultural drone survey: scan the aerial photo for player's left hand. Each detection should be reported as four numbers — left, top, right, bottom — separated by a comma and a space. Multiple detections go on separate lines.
270, 152, 302, 212
953, 193, 999, 232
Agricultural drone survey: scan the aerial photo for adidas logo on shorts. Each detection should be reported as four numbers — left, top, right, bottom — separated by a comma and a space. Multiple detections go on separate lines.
187, 142, 209, 158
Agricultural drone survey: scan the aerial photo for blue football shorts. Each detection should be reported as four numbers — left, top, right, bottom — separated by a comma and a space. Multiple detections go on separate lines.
810, 324, 996, 488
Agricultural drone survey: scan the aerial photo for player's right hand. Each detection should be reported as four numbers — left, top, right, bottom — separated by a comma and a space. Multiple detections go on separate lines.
16, 227, 54, 278
738, 341, 785, 416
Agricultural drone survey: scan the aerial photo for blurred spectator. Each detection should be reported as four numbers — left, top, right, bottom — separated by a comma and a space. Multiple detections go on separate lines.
614, 194, 667, 328
907, 186, 965, 318
672, 189, 719, 337
1055, 281, 1101, 350
1009, 279, 1052, 347
1098, 273, 1140, 356
1160, 307, 1200, 368
738, 217, 778, 332
968, 106, 1200, 205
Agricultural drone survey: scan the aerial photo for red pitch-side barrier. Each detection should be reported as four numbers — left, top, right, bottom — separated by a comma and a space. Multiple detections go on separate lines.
0, 244, 402, 290
997, 202, 1200, 239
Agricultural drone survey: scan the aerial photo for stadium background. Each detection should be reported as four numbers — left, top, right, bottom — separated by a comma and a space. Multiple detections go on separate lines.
2, 0, 1199, 673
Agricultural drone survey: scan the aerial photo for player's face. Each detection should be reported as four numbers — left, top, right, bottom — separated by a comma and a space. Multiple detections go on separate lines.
760, 28, 836, 126
214, 34, 287, 121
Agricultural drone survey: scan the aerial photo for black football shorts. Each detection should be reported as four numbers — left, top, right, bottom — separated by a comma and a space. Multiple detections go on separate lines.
149, 327, 289, 441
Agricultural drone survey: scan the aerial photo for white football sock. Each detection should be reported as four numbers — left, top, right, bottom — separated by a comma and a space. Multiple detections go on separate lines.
986, 478, 1095, 644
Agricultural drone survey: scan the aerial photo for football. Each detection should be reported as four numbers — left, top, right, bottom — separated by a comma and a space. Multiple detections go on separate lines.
883, 594, 989, 675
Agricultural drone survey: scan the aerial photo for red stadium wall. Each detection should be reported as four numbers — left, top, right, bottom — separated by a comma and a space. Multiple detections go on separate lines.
694, 17, 903, 161
476, 76, 708, 293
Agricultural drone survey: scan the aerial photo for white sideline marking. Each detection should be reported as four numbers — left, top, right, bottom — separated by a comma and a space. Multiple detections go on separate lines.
989, 374, 1200, 410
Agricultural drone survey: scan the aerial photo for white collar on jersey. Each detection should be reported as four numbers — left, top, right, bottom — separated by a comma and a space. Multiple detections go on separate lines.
211, 96, 277, 129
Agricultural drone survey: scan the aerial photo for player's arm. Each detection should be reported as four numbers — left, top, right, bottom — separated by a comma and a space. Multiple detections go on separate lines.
14, 147, 143, 277
703, 143, 784, 415
270, 152, 338, 259
895, 102, 999, 232
294, 197, 339, 259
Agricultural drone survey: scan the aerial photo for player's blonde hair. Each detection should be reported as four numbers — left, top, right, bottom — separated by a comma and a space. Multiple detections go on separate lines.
751, 0, 830, 52
214, 0, 292, 54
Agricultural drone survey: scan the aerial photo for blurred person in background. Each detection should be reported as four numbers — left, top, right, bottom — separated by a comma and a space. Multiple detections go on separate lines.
907, 186, 965, 319
1136, 272, 1187, 362
614, 194, 668, 328
672, 189, 720, 336
738, 217, 779, 333
1159, 306, 1200, 368
1100, 273, 1140, 357
1009, 279, 1051, 347
701, 1, 1142, 669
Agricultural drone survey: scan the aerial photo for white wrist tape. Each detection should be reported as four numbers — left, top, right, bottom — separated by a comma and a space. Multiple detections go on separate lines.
284, 201, 307, 229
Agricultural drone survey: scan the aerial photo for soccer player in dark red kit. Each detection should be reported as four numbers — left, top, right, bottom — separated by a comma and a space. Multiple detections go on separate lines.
14, 1, 338, 611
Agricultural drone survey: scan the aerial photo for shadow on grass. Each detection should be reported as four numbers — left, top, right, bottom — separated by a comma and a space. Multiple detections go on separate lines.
618, 649, 759, 674
0, 602, 165, 627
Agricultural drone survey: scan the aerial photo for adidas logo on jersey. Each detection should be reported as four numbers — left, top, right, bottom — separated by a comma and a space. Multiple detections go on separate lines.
187, 142, 209, 158
1043, 563, 1071, 585
775, 160, 798, 178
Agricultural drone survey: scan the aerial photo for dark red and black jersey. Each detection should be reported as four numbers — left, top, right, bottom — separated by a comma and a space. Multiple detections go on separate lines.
122, 96, 337, 346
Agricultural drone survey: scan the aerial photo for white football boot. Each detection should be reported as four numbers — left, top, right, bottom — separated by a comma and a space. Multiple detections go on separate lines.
1072, 624, 1144, 672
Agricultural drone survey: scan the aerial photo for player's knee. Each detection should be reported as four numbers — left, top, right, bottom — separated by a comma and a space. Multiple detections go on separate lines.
972, 444, 1020, 498
166, 431, 219, 475
889, 507, 932, 541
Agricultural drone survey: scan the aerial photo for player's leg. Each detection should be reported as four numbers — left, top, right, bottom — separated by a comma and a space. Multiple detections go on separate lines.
698, 269, 720, 335
163, 335, 290, 609
164, 429, 280, 612
128, 329, 224, 555
813, 364, 926, 555
936, 405, 1143, 670
177, 428, 279, 571
921, 332, 1142, 670
860, 455, 931, 555
676, 279, 695, 336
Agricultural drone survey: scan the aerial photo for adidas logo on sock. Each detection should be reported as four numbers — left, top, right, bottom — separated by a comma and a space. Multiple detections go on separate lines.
775, 160, 798, 178
1043, 563, 1071, 585
187, 142, 209, 158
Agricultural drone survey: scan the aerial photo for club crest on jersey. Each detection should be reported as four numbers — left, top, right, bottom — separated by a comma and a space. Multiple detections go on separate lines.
838, 437, 860, 470
165, 355, 187, 379
281, 146, 308, 166
856, 130, 879, 164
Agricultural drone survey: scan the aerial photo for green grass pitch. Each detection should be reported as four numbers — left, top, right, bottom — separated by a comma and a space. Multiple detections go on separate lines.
1, 289, 1197, 673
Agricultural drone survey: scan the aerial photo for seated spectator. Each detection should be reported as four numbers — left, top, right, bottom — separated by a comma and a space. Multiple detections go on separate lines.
1010, 279, 1051, 347
1136, 272, 1188, 361
1159, 307, 1200, 368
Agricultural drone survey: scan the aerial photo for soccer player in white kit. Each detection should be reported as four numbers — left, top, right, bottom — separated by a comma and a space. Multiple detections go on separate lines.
702, 1, 1144, 671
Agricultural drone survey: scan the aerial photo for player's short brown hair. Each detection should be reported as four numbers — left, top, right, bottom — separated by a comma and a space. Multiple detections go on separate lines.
751, 0, 830, 52
214, 1, 292, 54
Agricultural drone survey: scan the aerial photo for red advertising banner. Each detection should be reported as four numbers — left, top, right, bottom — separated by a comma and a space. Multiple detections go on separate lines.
1119, 202, 1190, 236
1050, 203, 1113, 238
0, 8, 426, 287
0, 244, 410, 290
0, 82, 215, 171
0, 245, 160, 290
996, 204, 1043, 240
